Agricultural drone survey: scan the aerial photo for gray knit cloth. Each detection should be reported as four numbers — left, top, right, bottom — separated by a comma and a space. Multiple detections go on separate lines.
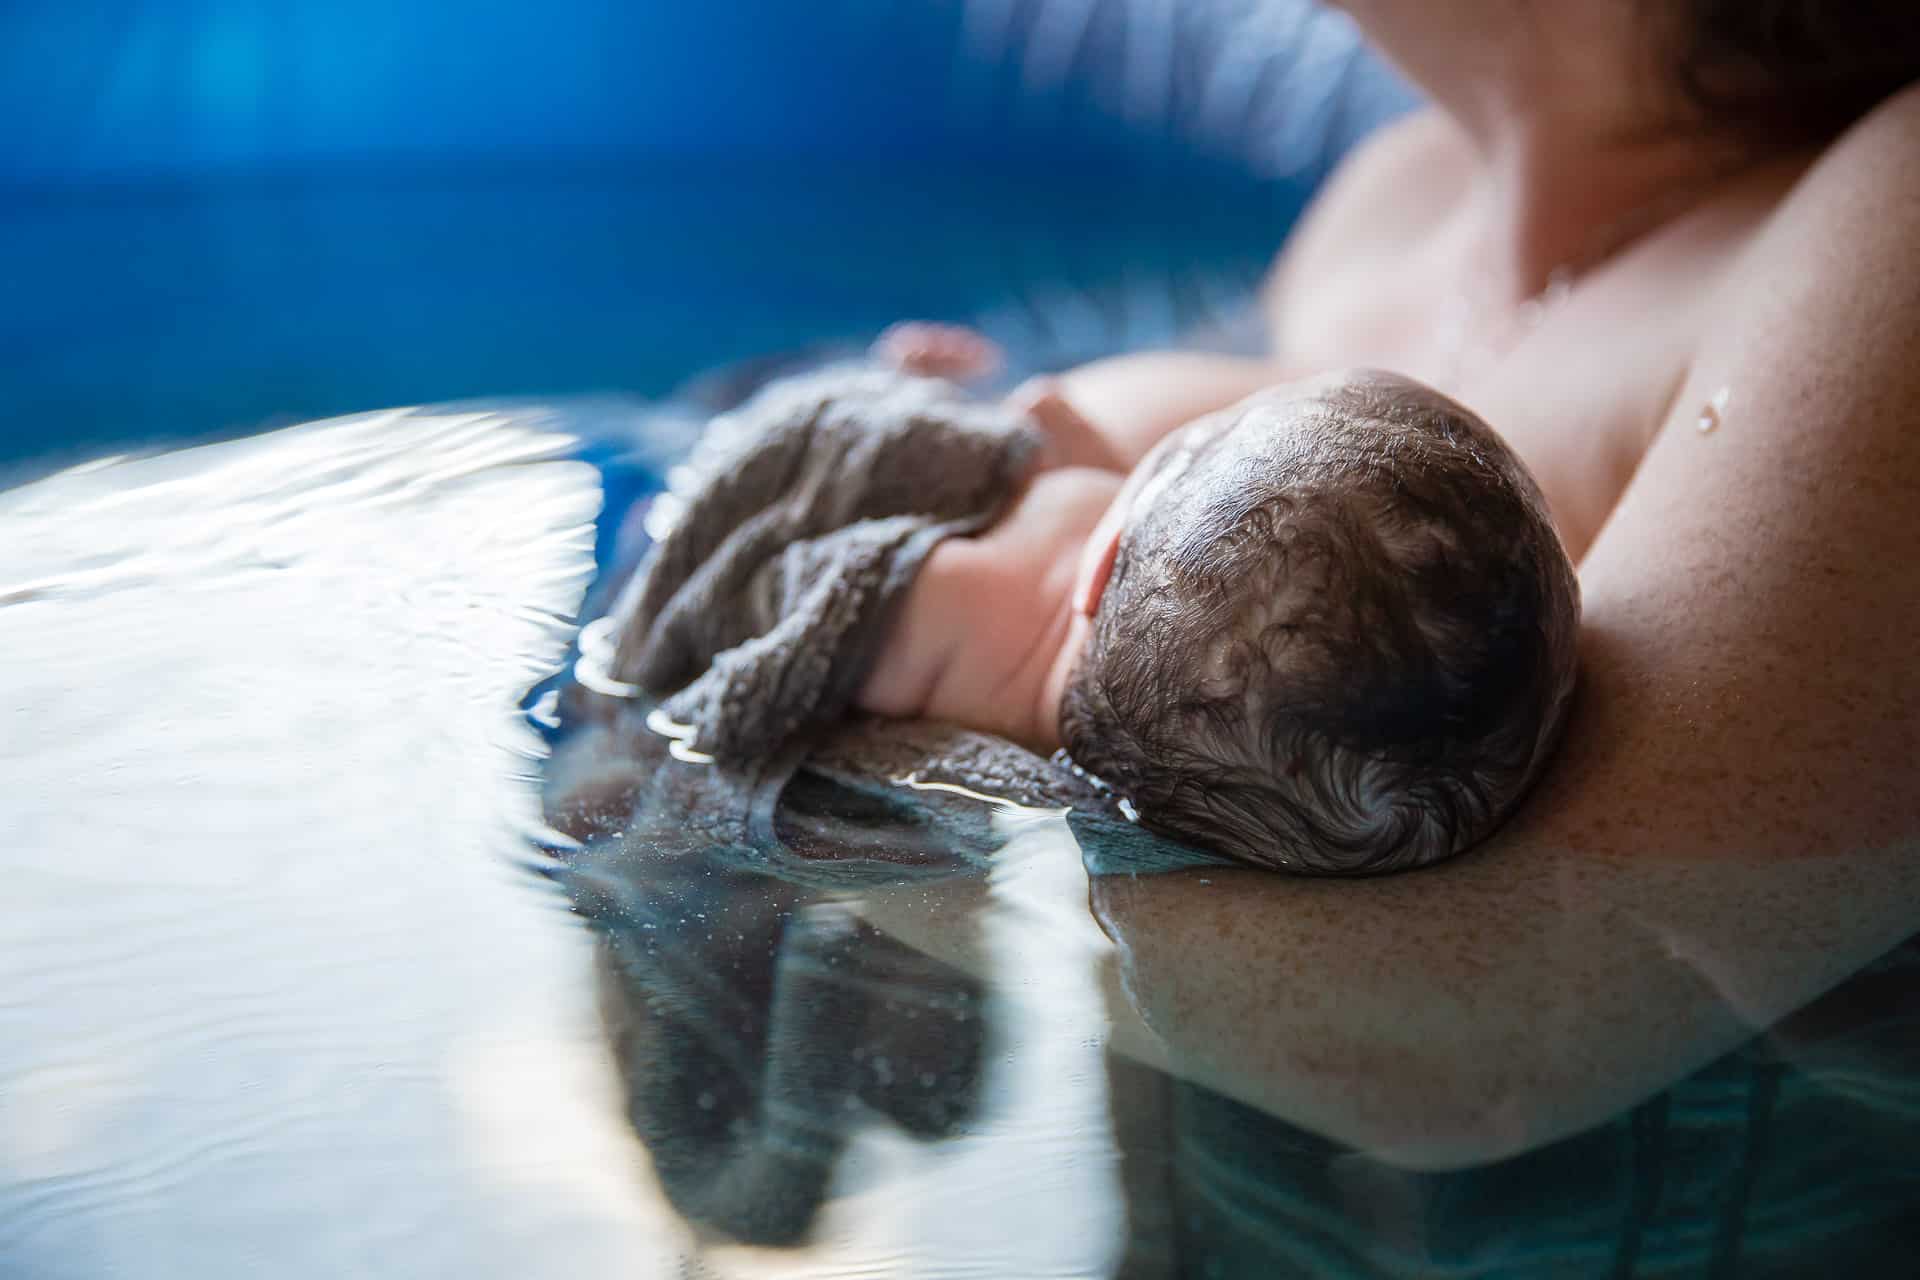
606, 366, 1040, 761
579, 363, 1232, 880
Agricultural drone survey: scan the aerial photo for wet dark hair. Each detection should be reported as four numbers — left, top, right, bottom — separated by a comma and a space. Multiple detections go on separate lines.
1663, 1, 1920, 141
1058, 372, 1580, 875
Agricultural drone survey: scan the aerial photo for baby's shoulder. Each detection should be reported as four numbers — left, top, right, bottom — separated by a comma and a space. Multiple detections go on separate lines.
959, 463, 1119, 552
858, 470, 1112, 729
1260, 109, 1474, 350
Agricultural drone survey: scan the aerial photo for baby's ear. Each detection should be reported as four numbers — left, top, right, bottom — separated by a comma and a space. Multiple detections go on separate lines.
1072, 500, 1126, 618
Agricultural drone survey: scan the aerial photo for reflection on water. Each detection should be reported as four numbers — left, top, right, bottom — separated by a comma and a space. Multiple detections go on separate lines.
5, 406, 1920, 1278
548, 693, 1920, 1278
0, 407, 1134, 1278
559, 805, 1134, 1278
0, 411, 696, 1276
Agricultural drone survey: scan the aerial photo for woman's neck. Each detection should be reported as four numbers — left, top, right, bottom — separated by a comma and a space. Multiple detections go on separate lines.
1465, 122, 1772, 301
1348, 1, 1785, 299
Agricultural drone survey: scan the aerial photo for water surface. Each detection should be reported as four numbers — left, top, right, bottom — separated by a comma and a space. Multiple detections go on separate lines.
5, 402, 1920, 1279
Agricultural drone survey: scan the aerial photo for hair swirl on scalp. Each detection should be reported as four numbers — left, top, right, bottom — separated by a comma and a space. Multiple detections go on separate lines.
1058, 373, 1580, 875
1660, 1, 1920, 141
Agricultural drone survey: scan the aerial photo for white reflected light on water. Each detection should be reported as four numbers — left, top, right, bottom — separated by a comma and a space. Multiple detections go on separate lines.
0, 411, 1137, 1279
0, 411, 703, 1277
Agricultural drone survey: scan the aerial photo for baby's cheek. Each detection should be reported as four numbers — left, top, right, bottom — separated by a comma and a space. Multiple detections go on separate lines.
987, 561, 1060, 644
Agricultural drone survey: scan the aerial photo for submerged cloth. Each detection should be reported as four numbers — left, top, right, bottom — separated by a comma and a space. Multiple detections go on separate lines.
542, 695, 1190, 1247
548, 695, 1920, 1261
564, 785, 988, 1247
545, 688, 1190, 888
542, 377, 1224, 1241
605, 366, 1040, 762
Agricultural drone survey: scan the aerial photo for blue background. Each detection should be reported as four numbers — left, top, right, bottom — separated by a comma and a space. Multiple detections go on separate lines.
0, 0, 1412, 469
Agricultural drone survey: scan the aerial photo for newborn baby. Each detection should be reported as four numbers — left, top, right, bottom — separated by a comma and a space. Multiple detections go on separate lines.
857, 361, 1580, 875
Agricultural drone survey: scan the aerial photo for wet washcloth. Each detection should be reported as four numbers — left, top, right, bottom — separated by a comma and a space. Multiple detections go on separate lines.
543, 687, 1226, 1248
605, 366, 1039, 762
542, 689, 1195, 1243
575, 360, 1233, 878
546, 689, 1191, 889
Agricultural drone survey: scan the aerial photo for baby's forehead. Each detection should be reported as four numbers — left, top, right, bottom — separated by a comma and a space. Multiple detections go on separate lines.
1164, 386, 1403, 502
1128, 377, 1500, 559
1230, 372, 1449, 443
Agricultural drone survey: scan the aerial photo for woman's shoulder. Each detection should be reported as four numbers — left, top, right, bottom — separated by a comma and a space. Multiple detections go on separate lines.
1692, 82, 1920, 409
1317, 107, 1470, 208
1263, 109, 1471, 299
1602, 82, 1920, 632
1739, 81, 1920, 276
1821, 78, 1920, 170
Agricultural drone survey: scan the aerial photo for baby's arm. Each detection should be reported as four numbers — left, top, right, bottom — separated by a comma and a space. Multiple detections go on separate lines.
857, 467, 1122, 751
873, 322, 1297, 474
1020, 350, 1299, 472
855, 542, 966, 724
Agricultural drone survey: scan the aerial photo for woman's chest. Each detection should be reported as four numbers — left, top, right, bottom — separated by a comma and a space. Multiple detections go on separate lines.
1273, 238, 1721, 561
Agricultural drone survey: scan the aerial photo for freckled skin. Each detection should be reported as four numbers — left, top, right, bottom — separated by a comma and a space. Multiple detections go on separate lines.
1082, 86, 1920, 1167
855, 68, 1920, 1163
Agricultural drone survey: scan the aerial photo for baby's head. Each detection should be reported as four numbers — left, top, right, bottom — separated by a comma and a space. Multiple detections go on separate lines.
1059, 370, 1580, 875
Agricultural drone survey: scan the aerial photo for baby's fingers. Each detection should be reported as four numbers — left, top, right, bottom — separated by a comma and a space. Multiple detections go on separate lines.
872, 322, 1004, 381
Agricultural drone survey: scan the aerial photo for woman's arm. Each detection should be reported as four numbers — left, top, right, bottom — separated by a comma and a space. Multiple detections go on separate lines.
1089, 85, 1920, 1170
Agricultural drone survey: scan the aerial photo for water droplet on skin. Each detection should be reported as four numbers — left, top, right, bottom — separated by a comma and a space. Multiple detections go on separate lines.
1697, 385, 1731, 434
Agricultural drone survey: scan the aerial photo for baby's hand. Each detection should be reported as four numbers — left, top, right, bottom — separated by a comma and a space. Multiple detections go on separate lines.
871, 322, 1004, 382
871, 322, 1123, 472
1005, 377, 1127, 473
